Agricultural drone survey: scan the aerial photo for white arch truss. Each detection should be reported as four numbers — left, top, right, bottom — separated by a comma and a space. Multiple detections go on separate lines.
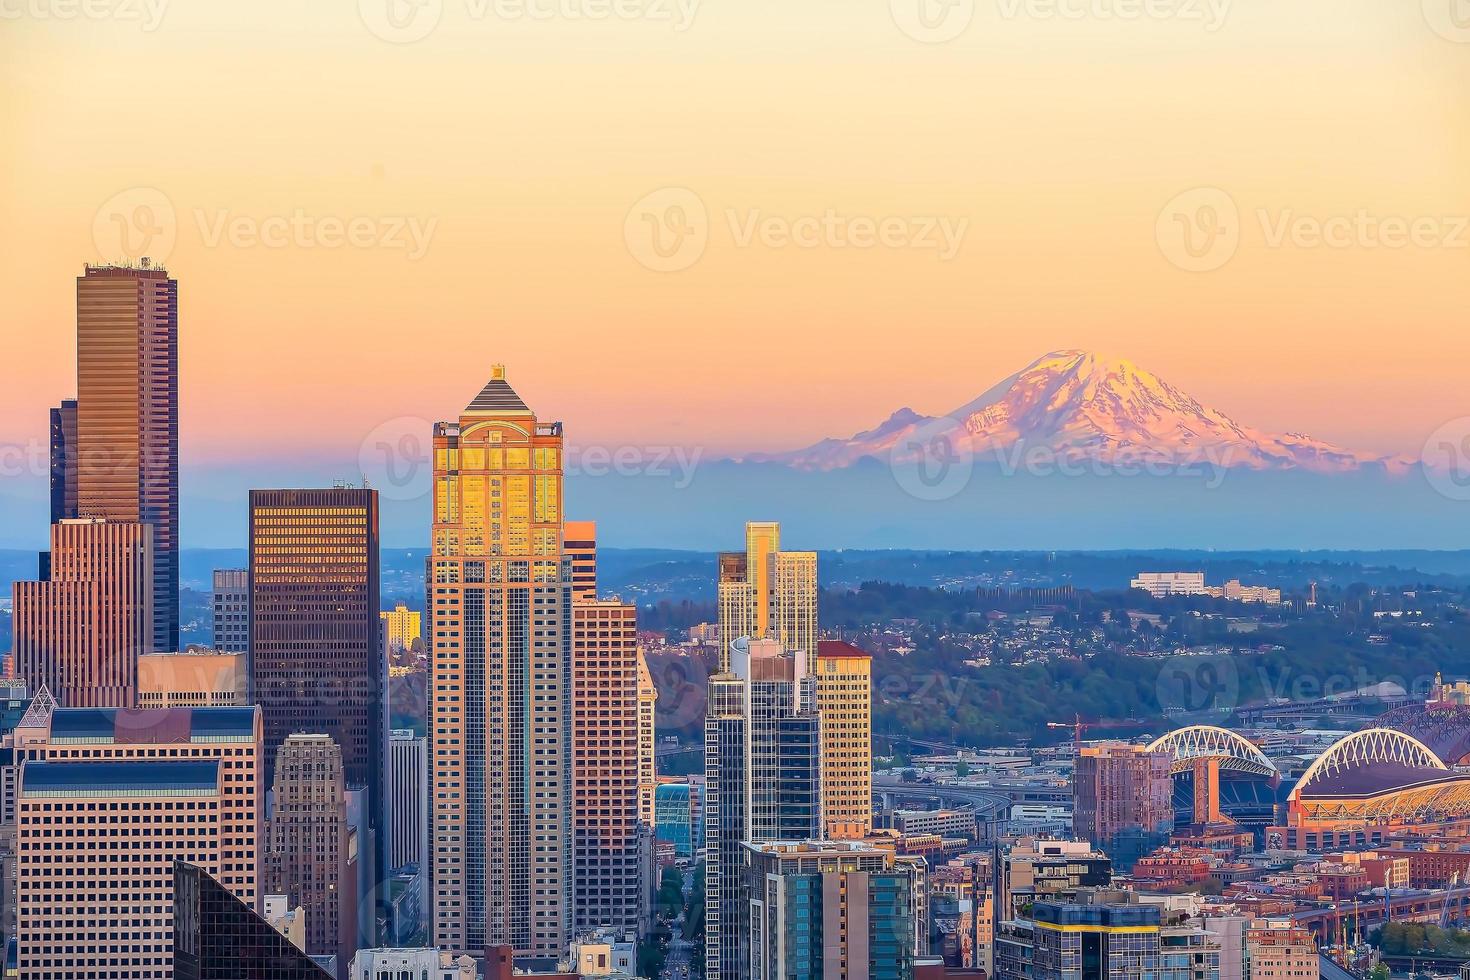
1146, 725, 1278, 777
1291, 727, 1447, 801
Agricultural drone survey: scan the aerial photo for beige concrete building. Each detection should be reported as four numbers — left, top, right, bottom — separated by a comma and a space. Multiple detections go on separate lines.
137, 649, 249, 707
815, 639, 873, 839
430, 367, 570, 959
380, 601, 423, 655
637, 648, 658, 829
13, 518, 153, 707
716, 521, 816, 672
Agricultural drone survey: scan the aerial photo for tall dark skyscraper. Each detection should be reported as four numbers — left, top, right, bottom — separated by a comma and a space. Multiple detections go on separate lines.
48, 399, 77, 523
249, 486, 385, 905
73, 261, 179, 653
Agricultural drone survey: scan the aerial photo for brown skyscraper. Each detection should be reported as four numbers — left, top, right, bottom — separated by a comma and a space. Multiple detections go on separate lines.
13, 519, 153, 707
265, 734, 355, 971
248, 487, 385, 897
570, 598, 642, 935
73, 262, 179, 653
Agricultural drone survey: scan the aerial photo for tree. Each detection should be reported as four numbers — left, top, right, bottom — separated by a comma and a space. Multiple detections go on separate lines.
1369, 963, 1390, 980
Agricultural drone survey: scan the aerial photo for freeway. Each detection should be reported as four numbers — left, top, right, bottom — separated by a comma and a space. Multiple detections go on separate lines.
872, 776, 1012, 818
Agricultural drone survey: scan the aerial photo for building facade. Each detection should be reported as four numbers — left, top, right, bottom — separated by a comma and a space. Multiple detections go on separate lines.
249, 485, 385, 891
716, 522, 817, 672
570, 598, 643, 935
212, 568, 250, 655
815, 639, 874, 839
654, 780, 703, 858
429, 367, 571, 959
564, 519, 598, 604
73, 261, 180, 653
49, 398, 77, 523
742, 840, 923, 980
137, 649, 249, 707
174, 861, 334, 980
380, 602, 422, 656
265, 734, 356, 970
704, 637, 823, 980
1073, 744, 1173, 869
388, 729, 429, 874
637, 649, 658, 830
16, 760, 226, 979
13, 518, 153, 707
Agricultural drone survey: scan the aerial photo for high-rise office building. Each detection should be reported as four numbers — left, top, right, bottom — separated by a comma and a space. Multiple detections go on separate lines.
565, 519, 598, 603
654, 780, 703, 858
1073, 743, 1173, 869
429, 367, 571, 959
48, 399, 77, 523
716, 521, 816, 672
388, 729, 428, 873
265, 734, 356, 971
742, 840, 924, 980
15, 705, 264, 904
249, 486, 385, 886
704, 637, 823, 980
73, 261, 179, 653
636, 649, 658, 829
570, 598, 642, 935
212, 568, 250, 654
16, 760, 228, 979
815, 639, 873, 839
174, 861, 334, 980
13, 518, 153, 707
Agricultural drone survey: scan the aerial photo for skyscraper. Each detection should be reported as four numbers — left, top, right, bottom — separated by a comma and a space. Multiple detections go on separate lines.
248, 487, 384, 851
13, 518, 153, 707
388, 729, 428, 873
174, 861, 334, 980
704, 637, 823, 980
716, 521, 816, 672
815, 639, 874, 839
570, 598, 642, 936
48, 398, 77, 523
429, 366, 571, 959
74, 261, 179, 653
212, 568, 250, 655
636, 649, 658, 830
265, 733, 356, 971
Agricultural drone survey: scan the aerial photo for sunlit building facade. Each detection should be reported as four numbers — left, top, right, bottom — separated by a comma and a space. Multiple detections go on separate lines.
716, 522, 816, 672
815, 639, 873, 839
429, 366, 571, 959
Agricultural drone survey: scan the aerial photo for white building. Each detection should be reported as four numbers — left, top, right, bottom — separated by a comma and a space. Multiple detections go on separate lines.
1130, 572, 1207, 597
349, 948, 476, 980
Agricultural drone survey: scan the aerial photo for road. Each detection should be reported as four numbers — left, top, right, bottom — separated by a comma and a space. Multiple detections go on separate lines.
661, 865, 698, 980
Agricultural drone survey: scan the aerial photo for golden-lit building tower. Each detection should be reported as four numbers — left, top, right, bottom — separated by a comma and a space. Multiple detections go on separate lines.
636, 649, 658, 828
379, 601, 423, 655
716, 522, 816, 672
13, 518, 153, 707
815, 639, 873, 839
564, 519, 598, 603
430, 366, 571, 960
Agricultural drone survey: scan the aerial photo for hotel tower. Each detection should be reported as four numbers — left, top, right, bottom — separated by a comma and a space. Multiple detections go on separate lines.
429, 366, 571, 960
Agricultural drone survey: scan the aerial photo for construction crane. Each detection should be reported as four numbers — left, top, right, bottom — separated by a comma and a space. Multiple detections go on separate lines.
1441, 871, 1461, 929
1046, 713, 1140, 747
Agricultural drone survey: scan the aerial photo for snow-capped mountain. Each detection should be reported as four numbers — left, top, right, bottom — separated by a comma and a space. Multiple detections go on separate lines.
743, 350, 1409, 474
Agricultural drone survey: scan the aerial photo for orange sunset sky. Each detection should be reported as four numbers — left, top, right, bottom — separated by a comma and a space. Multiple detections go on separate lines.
2, 0, 1468, 473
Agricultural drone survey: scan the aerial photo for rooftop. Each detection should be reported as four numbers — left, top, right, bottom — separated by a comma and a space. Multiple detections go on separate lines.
48, 706, 257, 745
817, 639, 872, 659
464, 365, 531, 416
22, 759, 220, 796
